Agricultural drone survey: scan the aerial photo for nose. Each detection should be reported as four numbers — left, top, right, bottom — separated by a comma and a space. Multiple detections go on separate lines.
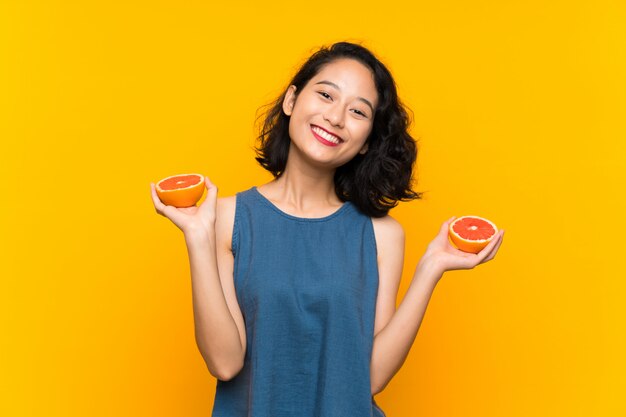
323, 104, 344, 128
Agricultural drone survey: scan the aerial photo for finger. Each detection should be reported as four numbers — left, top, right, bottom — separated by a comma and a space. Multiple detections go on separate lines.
204, 176, 218, 197
483, 230, 504, 262
150, 183, 162, 209
438, 216, 456, 236
150, 182, 170, 214
205, 176, 217, 190
150, 183, 163, 208
481, 230, 504, 262
473, 232, 499, 263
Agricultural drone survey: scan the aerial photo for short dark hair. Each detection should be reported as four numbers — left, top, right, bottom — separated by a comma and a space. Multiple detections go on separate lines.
254, 41, 423, 218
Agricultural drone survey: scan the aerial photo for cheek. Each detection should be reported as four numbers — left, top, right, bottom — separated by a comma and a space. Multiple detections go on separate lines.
352, 121, 373, 141
288, 114, 308, 142
288, 119, 297, 140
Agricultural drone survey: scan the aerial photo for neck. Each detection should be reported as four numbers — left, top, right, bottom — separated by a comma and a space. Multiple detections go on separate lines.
262, 152, 343, 213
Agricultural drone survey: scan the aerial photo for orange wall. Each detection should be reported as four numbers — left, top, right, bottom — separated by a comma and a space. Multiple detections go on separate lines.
1, 1, 624, 416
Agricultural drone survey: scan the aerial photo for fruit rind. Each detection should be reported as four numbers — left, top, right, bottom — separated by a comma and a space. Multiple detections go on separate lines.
155, 173, 205, 207
155, 173, 204, 192
448, 215, 498, 254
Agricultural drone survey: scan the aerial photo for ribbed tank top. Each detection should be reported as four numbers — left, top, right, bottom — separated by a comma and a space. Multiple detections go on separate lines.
211, 186, 386, 417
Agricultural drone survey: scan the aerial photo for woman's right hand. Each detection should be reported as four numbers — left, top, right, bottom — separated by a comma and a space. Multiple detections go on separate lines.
150, 176, 218, 236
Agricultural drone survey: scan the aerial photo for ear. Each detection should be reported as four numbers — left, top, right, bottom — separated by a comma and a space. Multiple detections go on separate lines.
282, 85, 297, 116
359, 141, 369, 155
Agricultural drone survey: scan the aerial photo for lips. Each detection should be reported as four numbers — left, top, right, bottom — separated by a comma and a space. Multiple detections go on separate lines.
310, 125, 343, 146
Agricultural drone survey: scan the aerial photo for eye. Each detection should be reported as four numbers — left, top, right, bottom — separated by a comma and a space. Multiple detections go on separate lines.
352, 109, 368, 118
317, 91, 332, 100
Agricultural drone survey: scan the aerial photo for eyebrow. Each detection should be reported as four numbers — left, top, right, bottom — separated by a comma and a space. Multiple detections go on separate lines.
314, 80, 375, 114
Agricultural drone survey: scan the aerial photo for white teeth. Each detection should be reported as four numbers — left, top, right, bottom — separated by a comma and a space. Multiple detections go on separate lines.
312, 126, 340, 144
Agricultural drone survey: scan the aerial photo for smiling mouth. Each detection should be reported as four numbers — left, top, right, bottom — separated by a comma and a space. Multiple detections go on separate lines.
311, 125, 343, 145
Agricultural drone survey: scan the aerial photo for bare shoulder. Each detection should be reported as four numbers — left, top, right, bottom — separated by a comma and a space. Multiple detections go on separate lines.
370, 214, 406, 338
217, 195, 237, 215
216, 195, 237, 252
214, 194, 247, 356
371, 214, 405, 250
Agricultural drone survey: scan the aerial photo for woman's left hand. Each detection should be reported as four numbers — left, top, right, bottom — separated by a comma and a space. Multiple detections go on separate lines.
419, 216, 505, 278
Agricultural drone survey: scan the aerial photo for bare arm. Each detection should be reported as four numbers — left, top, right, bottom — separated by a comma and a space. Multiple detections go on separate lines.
370, 259, 441, 395
369, 215, 415, 396
369, 216, 504, 395
151, 180, 245, 381
186, 217, 245, 381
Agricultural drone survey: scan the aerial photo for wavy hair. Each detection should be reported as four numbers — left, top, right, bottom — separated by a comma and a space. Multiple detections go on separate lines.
254, 41, 423, 218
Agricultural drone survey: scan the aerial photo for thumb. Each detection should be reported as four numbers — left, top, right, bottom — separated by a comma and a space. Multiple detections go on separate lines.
204, 176, 217, 190
204, 176, 218, 199
441, 216, 456, 232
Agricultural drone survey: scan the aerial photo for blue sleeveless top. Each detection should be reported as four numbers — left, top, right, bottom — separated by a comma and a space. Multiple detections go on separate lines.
211, 186, 386, 417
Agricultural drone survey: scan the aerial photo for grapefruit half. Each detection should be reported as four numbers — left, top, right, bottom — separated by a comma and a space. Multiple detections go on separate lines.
155, 173, 205, 207
448, 215, 498, 254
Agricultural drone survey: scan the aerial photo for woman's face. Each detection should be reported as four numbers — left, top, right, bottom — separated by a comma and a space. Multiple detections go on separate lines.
282, 58, 379, 170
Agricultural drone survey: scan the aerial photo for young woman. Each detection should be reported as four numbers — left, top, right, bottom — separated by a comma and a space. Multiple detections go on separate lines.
150, 41, 504, 417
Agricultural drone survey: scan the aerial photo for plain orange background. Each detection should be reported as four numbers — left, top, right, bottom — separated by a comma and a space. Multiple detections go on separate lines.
1, 1, 625, 416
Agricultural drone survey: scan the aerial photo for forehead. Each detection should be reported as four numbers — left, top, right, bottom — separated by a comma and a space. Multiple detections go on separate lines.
309, 58, 378, 105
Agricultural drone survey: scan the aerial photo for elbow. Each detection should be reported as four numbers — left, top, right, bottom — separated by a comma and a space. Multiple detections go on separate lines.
371, 376, 387, 396
370, 359, 385, 396
197, 341, 245, 382
209, 360, 244, 382
370, 362, 392, 396
215, 366, 241, 382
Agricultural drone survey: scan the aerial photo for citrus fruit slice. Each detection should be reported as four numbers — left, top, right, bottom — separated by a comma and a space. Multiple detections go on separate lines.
155, 173, 205, 207
448, 215, 498, 254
